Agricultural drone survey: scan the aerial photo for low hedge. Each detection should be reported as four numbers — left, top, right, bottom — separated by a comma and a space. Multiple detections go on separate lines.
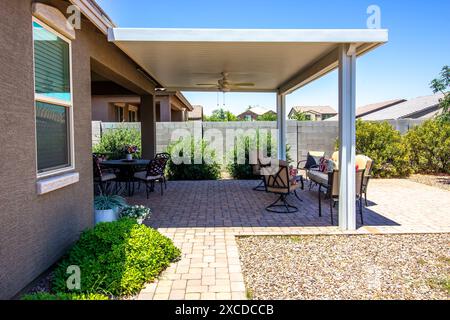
23, 218, 180, 300
405, 119, 450, 174
166, 137, 221, 180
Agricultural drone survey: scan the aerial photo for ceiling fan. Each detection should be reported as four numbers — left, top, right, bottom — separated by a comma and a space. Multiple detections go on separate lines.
196, 72, 255, 92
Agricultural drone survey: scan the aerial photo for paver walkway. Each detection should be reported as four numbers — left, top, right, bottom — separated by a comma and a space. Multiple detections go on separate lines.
128, 179, 450, 300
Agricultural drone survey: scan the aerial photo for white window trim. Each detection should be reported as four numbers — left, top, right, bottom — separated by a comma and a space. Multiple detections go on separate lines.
32, 17, 75, 179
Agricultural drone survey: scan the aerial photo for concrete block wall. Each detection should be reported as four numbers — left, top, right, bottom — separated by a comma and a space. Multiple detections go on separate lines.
93, 119, 425, 165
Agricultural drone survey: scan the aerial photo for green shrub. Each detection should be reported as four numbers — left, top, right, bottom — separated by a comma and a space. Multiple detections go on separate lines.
226, 131, 292, 179
52, 218, 180, 297
93, 127, 141, 160
166, 137, 221, 180
337, 120, 411, 178
22, 292, 109, 300
405, 119, 450, 174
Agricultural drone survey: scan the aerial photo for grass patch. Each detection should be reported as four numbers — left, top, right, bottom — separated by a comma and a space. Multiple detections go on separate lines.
427, 277, 450, 294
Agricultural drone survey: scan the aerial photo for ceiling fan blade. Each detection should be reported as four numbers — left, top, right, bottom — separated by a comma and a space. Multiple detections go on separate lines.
196, 83, 218, 86
232, 83, 255, 87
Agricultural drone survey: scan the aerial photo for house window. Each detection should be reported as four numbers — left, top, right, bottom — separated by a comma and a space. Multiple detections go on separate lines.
115, 105, 124, 122
245, 115, 252, 121
33, 19, 73, 176
128, 110, 137, 122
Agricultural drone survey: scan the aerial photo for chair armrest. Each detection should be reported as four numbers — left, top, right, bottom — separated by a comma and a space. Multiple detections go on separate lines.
297, 160, 307, 169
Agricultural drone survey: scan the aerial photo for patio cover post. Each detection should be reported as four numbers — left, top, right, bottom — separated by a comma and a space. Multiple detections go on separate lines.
276, 92, 287, 161
338, 43, 357, 230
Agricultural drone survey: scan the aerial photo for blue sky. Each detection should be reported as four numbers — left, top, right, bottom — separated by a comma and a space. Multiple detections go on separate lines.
97, 0, 449, 115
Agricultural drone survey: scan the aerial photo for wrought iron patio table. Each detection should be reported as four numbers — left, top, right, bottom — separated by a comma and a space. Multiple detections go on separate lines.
100, 159, 150, 196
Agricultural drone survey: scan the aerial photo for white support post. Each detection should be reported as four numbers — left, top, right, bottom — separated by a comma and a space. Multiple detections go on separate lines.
338, 44, 357, 231
276, 92, 287, 161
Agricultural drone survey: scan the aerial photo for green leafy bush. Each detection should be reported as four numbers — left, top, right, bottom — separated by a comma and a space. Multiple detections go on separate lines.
337, 120, 411, 178
166, 137, 221, 180
93, 127, 141, 160
22, 292, 109, 300
405, 119, 450, 174
226, 131, 292, 179
52, 218, 180, 297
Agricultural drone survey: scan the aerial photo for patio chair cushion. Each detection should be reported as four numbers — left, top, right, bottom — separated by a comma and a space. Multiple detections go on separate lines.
307, 170, 328, 186
304, 151, 324, 169
134, 171, 162, 181
99, 173, 116, 182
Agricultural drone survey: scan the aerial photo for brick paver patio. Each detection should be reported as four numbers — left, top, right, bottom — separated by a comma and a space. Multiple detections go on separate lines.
128, 178, 450, 300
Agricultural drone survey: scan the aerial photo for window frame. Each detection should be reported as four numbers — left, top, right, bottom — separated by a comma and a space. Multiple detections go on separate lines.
32, 17, 75, 178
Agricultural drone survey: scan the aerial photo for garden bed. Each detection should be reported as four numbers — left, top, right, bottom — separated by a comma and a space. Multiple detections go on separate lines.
237, 233, 449, 300
408, 174, 450, 191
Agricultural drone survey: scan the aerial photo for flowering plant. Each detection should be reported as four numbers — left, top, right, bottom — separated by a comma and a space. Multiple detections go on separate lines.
119, 205, 151, 222
123, 145, 139, 155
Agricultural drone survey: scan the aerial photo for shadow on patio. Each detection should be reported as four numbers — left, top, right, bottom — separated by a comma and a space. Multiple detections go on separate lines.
128, 179, 401, 229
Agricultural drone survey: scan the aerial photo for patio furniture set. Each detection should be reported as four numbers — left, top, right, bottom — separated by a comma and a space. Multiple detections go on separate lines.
93, 152, 170, 198
255, 151, 374, 225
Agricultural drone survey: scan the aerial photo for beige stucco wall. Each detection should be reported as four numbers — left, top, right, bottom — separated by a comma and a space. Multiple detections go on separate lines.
0, 0, 155, 299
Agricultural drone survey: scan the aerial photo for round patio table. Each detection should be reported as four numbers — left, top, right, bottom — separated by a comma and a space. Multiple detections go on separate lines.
100, 159, 150, 196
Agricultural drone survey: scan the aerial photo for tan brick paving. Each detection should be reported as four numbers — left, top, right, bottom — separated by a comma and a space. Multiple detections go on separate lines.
131, 179, 450, 300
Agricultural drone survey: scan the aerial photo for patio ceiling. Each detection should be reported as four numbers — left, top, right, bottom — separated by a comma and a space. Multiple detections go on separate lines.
108, 28, 388, 94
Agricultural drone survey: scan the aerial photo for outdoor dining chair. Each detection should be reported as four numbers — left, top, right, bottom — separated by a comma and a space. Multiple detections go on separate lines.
154, 152, 170, 190
263, 161, 303, 213
134, 159, 165, 198
93, 154, 118, 194
319, 168, 365, 225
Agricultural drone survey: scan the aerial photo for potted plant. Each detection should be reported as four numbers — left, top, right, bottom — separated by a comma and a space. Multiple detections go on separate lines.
123, 145, 139, 161
119, 205, 151, 224
94, 195, 127, 224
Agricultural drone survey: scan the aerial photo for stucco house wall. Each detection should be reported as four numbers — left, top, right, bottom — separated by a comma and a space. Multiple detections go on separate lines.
0, 0, 155, 299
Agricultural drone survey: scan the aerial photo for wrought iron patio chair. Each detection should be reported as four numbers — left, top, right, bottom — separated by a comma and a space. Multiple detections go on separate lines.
263, 161, 303, 213
134, 159, 165, 198
93, 154, 118, 194
154, 152, 170, 190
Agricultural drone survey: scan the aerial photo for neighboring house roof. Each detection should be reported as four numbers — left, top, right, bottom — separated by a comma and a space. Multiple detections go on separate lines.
361, 94, 444, 120
241, 107, 274, 116
356, 99, 406, 117
289, 106, 337, 117
188, 105, 204, 119
326, 98, 407, 120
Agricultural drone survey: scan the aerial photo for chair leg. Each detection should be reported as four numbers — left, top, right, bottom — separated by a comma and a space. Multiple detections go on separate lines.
359, 197, 364, 225
293, 190, 303, 202
253, 178, 265, 191
266, 194, 298, 213
145, 181, 149, 199
160, 180, 164, 196
330, 198, 333, 225
164, 176, 167, 190
318, 185, 322, 217
364, 192, 368, 207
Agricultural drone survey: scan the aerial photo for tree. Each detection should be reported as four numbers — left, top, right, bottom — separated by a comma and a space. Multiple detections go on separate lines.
256, 112, 277, 121
205, 108, 238, 122
289, 111, 310, 121
430, 65, 450, 123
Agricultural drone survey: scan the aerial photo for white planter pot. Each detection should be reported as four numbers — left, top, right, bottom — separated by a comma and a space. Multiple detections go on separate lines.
95, 207, 120, 224
126, 154, 133, 161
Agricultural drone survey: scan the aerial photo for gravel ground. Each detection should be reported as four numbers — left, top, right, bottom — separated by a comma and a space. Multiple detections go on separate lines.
408, 174, 450, 191
237, 233, 450, 300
